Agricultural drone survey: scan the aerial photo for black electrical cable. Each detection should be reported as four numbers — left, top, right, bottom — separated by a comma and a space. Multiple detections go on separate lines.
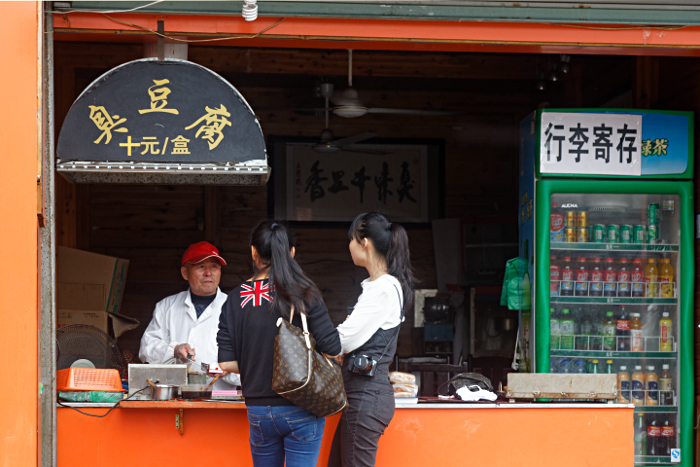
57, 385, 150, 418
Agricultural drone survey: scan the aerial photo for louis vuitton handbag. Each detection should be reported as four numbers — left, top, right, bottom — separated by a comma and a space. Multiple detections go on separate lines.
272, 305, 347, 418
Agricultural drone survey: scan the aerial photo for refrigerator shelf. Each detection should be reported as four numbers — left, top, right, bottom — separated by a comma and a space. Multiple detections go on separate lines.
550, 350, 676, 359
550, 297, 677, 305
634, 406, 678, 414
634, 455, 672, 464
551, 242, 679, 252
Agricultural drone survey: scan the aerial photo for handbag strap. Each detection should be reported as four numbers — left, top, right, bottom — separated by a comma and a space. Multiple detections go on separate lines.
370, 284, 404, 364
288, 304, 312, 350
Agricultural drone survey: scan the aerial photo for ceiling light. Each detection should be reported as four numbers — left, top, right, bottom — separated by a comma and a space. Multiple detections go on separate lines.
559, 54, 571, 74
242, 0, 258, 21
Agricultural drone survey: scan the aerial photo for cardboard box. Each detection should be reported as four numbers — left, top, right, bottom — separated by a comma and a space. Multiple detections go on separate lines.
57, 246, 129, 314
57, 248, 139, 340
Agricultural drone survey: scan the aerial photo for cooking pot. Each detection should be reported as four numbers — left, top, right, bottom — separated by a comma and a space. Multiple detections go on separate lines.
148, 380, 179, 401
181, 384, 213, 400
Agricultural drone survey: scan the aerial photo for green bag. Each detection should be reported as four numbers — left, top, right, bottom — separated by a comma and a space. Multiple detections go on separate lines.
501, 257, 531, 310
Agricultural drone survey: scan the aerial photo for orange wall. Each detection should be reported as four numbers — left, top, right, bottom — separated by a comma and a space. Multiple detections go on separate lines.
58, 406, 633, 466
0, 1, 39, 466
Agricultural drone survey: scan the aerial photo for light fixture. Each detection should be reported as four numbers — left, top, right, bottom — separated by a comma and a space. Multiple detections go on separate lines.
548, 62, 559, 82
536, 71, 547, 91
559, 54, 571, 74
242, 0, 258, 21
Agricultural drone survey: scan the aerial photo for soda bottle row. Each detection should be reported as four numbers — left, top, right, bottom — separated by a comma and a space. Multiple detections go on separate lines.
550, 255, 675, 298
551, 203, 663, 244
635, 414, 675, 457
550, 307, 674, 352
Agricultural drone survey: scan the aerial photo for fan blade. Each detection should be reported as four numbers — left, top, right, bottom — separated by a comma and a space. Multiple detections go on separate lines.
333, 132, 377, 148
366, 108, 460, 116
340, 147, 391, 156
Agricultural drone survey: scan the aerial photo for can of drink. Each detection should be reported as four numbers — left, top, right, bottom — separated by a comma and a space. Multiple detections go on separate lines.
565, 227, 577, 243
606, 224, 620, 243
648, 203, 660, 225
588, 225, 594, 241
577, 227, 588, 243
633, 225, 646, 244
577, 211, 588, 227
565, 211, 577, 228
620, 225, 632, 243
593, 224, 605, 243
647, 224, 659, 244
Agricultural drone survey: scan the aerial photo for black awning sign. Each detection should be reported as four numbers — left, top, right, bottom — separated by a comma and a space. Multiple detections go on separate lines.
58, 59, 266, 164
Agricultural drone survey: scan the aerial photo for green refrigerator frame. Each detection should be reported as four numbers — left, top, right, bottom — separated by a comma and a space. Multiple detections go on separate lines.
533, 179, 694, 467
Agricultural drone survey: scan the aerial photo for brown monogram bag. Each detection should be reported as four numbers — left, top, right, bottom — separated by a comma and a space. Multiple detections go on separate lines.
272, 305, 347, 418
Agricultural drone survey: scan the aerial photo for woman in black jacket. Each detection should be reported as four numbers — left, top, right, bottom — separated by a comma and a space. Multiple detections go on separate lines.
218, 219, 341, 467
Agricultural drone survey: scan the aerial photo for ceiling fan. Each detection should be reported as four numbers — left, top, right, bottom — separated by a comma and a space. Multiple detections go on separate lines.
331, 50, 461, 119
312, 82, 387, 155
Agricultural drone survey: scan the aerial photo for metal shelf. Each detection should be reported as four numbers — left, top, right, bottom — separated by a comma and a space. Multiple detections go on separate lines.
634, 455, 672, 464
551, 296, 677, 305
550, 350, 677, 359
634, 406, 678, 414
551, 243, 679, 252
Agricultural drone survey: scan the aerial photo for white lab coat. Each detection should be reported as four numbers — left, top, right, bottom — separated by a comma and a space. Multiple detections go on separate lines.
139, 288, 240, 389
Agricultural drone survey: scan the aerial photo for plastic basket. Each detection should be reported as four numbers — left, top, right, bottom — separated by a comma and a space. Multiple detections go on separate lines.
56, 368, 126, 392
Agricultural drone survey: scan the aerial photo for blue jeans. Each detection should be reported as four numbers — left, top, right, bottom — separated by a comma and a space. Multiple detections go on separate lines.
246, 405, 326, 467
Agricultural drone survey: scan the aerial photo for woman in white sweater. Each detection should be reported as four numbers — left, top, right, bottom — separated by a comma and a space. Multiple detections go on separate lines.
332, 212, 416, 467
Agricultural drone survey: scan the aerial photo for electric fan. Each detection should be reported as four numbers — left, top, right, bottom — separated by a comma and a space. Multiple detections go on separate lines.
56, 324, 127, 378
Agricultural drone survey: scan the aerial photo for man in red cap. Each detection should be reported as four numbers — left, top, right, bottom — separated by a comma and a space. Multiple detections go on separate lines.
139, 241, 240, 388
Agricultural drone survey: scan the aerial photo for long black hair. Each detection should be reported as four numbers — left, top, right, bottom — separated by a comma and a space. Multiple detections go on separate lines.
348, 212, 416, 312
250, 219, 322, 318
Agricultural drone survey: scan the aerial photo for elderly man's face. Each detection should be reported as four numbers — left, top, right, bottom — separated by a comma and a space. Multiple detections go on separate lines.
181, 258, 221, 296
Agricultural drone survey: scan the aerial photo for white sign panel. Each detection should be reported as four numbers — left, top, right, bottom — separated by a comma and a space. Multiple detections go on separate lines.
540, 113, 642, 176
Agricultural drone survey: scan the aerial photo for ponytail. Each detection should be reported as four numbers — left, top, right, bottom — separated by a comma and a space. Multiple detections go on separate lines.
348, 212, 417, 312
250, 219, 322, 318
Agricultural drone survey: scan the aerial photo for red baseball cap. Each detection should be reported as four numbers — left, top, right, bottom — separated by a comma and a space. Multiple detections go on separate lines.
181, 241, 227, 267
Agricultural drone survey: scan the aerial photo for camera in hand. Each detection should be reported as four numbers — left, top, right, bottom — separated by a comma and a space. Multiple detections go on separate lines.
348, 354, 378, 377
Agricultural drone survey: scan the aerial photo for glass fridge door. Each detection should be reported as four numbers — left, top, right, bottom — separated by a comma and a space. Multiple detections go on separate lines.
549, 192, 680, 466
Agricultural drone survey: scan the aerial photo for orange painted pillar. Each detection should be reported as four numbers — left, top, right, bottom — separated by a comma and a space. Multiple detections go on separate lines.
0, 1, 40, 465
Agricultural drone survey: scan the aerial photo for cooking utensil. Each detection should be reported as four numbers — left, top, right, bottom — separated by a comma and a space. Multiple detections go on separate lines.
147, 379, 179, 401
209, 374, 221, 386
180, 384, 213, 400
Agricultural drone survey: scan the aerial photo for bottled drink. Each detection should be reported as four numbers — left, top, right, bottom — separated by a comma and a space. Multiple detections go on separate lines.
591, 309, 603, 350
604, 360, 614, 374
631, 258, 644, 297
550, 255, 561, 297
647, 419, 661, 455
575, 257, 589, 297
559, 309, 575, 350
560, 257, 574, 296
661, 418, 675, 456
632, 365, 645, 406
660, 312, 673, 351
645, 366, 659, 406
616, 306, 630, 351
617, 258, 630, 297
575, 309, 591, 350
550, 203, 565, 242
550, 307, 560, 350
618, 366, 630, 403
602, 311, 616, 351
645, 258, 659, 298
660, 258, 674, 298
630, 313, 643, 351
573, 360, 586, 374
589, 258, 603, 296
590, 359, 600, 374
660, 364, 673, 406
603, 258, 617, 297
559, 359, 571, 374
634, 414, 647, 456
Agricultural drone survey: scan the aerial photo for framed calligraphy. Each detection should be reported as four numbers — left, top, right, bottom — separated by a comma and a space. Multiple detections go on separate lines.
268, 137, 443, 225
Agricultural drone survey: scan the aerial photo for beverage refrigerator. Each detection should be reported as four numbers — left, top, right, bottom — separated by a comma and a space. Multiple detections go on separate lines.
518, 109, 694, 466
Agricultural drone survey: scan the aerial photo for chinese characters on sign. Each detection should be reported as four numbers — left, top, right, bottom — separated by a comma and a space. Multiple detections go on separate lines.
540, 113, 642, 176
288, 145, 426, 222
88, 79, 231, 156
